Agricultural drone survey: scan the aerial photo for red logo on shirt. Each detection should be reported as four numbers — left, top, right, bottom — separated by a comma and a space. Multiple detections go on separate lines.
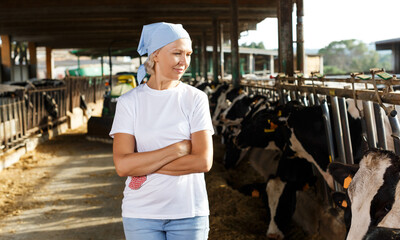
129, 176, 147, 190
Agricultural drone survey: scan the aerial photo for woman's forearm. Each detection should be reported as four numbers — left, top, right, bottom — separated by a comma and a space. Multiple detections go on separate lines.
155, 153, 213, 176
113, 134, 191, 177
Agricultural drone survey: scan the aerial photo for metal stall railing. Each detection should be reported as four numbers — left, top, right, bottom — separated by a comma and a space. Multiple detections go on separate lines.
25, 86, 67, 134
0, 97, 27, 152
64, 76, 110, 113
1, 75, 115, 155
241, 71, 400, 205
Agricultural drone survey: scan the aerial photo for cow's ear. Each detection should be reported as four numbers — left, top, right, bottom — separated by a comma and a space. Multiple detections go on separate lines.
328, 162, 359, 189
332, 192, 349, 209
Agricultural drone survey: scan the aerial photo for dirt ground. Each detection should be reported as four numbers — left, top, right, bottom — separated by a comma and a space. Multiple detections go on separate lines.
0, 126, 310, 240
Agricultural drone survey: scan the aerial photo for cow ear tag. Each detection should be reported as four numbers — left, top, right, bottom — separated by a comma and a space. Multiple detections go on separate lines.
252, 189, 260, 198
341, 200, 348, 208
343, 175, 352, 189
270, 122, 278, 130
264, 119, 276, 132
278, 110, 282, 117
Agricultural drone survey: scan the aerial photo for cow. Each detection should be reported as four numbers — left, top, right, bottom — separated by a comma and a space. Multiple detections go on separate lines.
209, 82, 229, 115
329, 149, 400, 240
219, 94, 270, 168
235, 101, 364, 239
195, 81, 215, 96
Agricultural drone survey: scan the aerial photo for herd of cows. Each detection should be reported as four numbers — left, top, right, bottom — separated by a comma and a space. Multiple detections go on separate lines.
193, 81, 400, 240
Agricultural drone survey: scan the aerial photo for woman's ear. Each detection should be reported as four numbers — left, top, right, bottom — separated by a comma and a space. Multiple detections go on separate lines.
153, 50, 160, 62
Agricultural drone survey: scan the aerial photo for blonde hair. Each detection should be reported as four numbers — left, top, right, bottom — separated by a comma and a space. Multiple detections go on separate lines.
144, 50, 160, 76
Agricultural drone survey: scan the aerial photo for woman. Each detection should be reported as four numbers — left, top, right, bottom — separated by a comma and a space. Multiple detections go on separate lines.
109, 22, 214, 240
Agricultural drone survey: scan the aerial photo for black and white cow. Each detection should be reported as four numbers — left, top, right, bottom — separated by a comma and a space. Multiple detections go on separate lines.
212, 86, 248, 138
235, 101, 364, 239
329, 149, 400, 240
209, 82, 229, 115
195, 81, 215, 96
219, 94, 270, 168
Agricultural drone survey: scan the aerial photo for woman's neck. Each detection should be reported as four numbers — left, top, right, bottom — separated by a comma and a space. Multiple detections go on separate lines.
146, 76, 180, 90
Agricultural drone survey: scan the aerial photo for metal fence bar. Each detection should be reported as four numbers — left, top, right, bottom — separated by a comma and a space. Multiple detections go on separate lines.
331, 96, 346, 163
388, 110, 400, 155
338, 97, 354, 164
373, 103, 387, 150
363, 101, 377, 148
1, 103, 8, 151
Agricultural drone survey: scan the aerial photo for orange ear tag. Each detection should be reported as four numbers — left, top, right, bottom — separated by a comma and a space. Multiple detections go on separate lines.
341, 200, 348, 208
270, 122, 278, 130
264, 128, 275, 133
252, 189, 260, 198
343, 175, 352, 189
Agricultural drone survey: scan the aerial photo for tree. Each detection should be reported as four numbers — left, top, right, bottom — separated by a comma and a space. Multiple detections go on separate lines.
318, 39, 391, 75
240, 42, 265, 49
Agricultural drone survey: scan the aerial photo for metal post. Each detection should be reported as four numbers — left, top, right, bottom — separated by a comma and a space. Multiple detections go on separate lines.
321, 100, 339, 193
290, 90, 296, 101
278, 0, 294, 76
46, 47, 52, 79
100, 56, 104, 76
308, 93, 315, 106
296, 0, 304, 73
363, 101, 377, 148
388, 110, 400, 155
212, 17, 219, 84
230, 0, 240, 88
202, 31, 207, 81
314, 93, 320, 106
338, 97, 354, 164
373, 102, 387, 150
331, 96, 346, 163
219, 22, 225, 81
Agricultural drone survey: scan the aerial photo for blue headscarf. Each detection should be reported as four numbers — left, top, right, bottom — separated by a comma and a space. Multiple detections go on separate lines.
137, 22, 191, 84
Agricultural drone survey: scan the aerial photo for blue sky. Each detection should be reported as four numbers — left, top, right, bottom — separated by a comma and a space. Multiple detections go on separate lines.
239, 0, 400, 50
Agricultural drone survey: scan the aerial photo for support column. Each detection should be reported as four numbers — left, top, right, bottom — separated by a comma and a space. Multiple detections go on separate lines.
1, 35, 12, 83
100, 56, 104, 76
278, 0, 294, 76
270, 55, 275, 76
219, 22, 225, 81
28, 42, 37, 79
212, 17, 219, 84
197, 37, 201, 78
296, 0, 305, 73
393, 44, 400, 74
202, 31, 207, 81
248, 54, 254, 74
230, 0, 240, 88
190, 39, 197, 80
46, 47, 53, 79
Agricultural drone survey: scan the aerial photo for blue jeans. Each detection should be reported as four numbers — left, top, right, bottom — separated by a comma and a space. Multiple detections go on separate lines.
122, 216, 209, 240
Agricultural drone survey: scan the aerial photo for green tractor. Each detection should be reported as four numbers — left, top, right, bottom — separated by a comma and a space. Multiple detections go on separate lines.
86, 74, 137, 143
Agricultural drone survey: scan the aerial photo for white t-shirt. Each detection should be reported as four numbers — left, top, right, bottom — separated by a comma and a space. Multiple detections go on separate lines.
109, 82, 214, 219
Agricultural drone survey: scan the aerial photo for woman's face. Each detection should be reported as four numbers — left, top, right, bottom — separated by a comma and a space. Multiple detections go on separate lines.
154, 38, 192, 81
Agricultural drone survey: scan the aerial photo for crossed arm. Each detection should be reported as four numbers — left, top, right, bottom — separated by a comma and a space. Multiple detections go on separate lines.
112, 130, 213, 177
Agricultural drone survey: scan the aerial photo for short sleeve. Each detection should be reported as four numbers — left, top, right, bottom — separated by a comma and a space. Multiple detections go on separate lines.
190, 92, 214, 135
109, 96, 135, 138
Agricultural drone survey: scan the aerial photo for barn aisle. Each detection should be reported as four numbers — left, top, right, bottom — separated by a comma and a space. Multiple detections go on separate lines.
0, 126, 313, 239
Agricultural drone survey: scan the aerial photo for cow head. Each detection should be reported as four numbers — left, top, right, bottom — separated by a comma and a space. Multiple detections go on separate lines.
235, 108, 283, 149
329, 149, 400, 240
